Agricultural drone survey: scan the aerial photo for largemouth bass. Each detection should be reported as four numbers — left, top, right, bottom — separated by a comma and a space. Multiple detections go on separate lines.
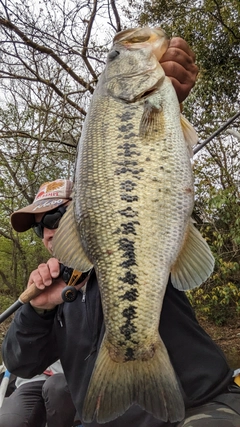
53, 27, 214, 423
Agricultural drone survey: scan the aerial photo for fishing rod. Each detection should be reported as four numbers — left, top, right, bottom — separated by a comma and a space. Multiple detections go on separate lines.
0, 265, 89, 324
193, 111, 240, 155
0, 283, 44, 324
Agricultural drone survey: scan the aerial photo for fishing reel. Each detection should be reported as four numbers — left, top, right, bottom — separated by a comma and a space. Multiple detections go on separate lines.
62, 285, 78, 302
60, 265, 82, 302
60, 265, 90, 302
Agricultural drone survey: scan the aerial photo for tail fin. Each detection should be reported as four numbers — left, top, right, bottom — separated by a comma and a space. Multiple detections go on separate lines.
82, 336, 184, 423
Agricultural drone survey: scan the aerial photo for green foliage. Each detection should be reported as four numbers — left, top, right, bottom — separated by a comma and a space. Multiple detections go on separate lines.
188, 281, 240, 326
188, 254, 240, 325
0, 101, 75, 300
0, 294, 15, 313
192, 163, 240, 325
0, 230, 49, 298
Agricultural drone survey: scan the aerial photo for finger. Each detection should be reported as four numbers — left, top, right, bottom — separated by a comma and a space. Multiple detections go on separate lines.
37, 263, 53, 287
161, 61, 197, 86
161, 49, 198, 74
47, 257, 61, 279
167, 37, 196, 61
28, 269, 47, 290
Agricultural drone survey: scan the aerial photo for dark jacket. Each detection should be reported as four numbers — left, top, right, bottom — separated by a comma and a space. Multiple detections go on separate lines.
2, 271, 233, 427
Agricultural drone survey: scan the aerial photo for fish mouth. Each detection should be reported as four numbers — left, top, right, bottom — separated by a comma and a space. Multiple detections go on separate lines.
138, 85, 159, 99
117, 81, 162, 104
119, 82, 161, 103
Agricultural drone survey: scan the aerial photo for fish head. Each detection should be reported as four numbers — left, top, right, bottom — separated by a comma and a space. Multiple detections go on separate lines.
113, 26, 169, 62
102, 27, 169, 103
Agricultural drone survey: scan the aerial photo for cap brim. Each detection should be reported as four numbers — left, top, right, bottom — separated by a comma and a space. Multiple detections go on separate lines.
11, 198, 69, 232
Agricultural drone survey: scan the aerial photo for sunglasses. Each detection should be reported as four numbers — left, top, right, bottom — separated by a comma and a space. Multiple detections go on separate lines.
32, 206, 67, 238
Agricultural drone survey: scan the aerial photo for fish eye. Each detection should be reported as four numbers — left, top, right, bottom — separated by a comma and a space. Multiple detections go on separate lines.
108, 50, 120, 61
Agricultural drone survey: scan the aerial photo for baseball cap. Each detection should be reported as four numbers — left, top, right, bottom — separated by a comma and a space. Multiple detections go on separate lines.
11, 179, 73, 232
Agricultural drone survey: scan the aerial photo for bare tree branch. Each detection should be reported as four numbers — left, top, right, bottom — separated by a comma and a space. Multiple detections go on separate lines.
0, 17, 94, 93
109, 0, 122, 32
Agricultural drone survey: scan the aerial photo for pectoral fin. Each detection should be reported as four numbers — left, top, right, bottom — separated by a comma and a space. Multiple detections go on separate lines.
52, 199, 93, 272
139, 97, 163, 138
171, 220, 215, 291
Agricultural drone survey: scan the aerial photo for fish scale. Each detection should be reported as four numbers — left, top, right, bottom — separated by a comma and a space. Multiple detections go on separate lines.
53, 26, 215, 424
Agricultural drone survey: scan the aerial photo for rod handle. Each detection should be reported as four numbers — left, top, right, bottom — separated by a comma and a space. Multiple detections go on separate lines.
19, 264, 66, 304
19, 283, 44, 304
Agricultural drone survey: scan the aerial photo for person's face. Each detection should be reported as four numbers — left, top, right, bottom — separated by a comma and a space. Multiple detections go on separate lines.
35, 212, 57, 254
34, 203, 69, 254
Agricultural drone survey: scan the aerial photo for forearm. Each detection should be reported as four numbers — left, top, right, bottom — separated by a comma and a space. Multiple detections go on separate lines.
2, 303, 59, 377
